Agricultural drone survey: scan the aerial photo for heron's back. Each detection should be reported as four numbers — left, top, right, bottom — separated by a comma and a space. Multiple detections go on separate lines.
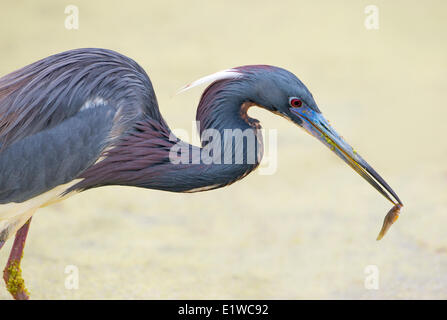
0, 48, 163, 149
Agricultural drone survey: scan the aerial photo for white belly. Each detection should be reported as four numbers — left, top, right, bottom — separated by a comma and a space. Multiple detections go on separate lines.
0, 181, 79, 242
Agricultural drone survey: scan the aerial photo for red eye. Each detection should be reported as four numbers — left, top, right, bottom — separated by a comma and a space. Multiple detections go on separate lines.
289, 98, 303, 108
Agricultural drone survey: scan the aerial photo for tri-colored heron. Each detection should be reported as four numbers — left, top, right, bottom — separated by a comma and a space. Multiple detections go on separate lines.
0, 48, 402, 299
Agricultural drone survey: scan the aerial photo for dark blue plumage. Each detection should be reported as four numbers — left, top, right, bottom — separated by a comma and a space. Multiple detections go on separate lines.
0, 49, 271, 200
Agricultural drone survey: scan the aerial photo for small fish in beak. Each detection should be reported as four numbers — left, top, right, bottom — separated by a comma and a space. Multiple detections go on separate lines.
377, 203, 402, 240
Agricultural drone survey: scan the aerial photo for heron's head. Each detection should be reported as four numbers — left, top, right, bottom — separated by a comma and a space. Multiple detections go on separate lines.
240, 65, 402, 206
179, 65, 402, 207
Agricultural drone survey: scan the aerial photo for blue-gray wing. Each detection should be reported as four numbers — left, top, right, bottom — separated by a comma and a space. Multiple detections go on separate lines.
0, 104, 116, 204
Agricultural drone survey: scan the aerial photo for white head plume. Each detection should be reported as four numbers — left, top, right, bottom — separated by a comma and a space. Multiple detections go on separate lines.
177, 68, 242, 94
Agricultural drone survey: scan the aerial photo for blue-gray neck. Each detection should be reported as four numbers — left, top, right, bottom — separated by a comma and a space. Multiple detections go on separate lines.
74, 79, 264, 193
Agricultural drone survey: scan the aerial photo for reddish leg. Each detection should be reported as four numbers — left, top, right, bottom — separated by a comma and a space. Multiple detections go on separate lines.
3, 218, 32, 300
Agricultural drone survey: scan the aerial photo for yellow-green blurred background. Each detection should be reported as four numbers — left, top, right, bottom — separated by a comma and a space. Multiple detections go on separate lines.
0, 0, 446, 299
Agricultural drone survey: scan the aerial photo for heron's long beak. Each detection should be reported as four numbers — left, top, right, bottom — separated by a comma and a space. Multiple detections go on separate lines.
290, 107, 403, 206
